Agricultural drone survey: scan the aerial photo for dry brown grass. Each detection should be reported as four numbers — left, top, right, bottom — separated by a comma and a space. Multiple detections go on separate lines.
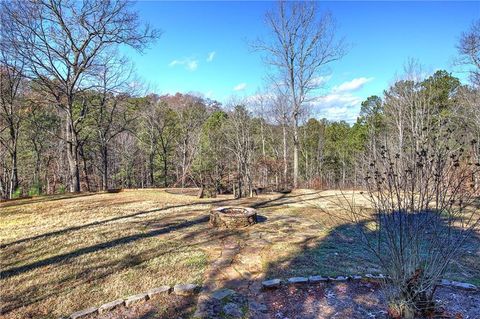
0, 190, 233, 318
1, 189, 478, 319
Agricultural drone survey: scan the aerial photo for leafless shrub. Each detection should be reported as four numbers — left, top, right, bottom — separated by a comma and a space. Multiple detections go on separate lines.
347, 73, 480, 318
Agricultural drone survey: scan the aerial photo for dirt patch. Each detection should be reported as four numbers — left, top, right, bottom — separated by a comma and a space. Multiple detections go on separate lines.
261, 282, 480, 319
164, 188, 200, 197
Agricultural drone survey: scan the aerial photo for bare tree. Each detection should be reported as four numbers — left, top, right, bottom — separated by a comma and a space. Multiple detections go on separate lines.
92, 55, 138, 190
348, 72, 480, 318
271, 91, 290, 189
225, 102, 256, 198
253, 0, 346, 188
457, 19, 480, 87
458, 85, 480, 192
0, 0, 159, 192
0, 40, 26, 198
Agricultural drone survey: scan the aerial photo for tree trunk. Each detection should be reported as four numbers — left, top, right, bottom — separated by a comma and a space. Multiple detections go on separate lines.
9, 143, 18, 198
65, 115, 81, 192
101, 145, 108, 190
282, 123, 288, 188
79, 144, 91, 192
163, 152, 168, 188
261, 121, 267, 187
293, 113, 299, 189
148, 151, 154, 187
8, 124, 19, 198
181, 138, 187, 188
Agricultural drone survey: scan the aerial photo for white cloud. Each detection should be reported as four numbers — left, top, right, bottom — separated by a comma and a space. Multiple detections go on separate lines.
332, 77, 373, 93
316, 105, 359, 123
169, 58, 198, 71
314, 93, 362, 108
311, 92, 364, 124
186, 60, 198, 71
206, 51, 216, 62
306, 76, 373, 123
233, 83, 247, 91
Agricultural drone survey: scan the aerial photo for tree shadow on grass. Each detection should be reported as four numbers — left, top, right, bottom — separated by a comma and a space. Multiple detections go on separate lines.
4, 191, 477, 318
0, 215, 239, 316
186, 210, 480, 319
2, 191, 302, 317
0, 197, 234, 249
0, 215, 212, 279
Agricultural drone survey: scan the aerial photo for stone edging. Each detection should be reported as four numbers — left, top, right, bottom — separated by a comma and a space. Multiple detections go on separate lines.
262, 274, 479, 291
61, 275, 478, 318
62, 283, 200, 319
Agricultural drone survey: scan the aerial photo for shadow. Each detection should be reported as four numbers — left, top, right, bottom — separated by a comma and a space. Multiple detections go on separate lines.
250, 191, 337, 210
0, 196, 234, 249
0, 192, 100, 208
2, 190, 479, 318
1, 190, 305, 250
0, 216, 209, 279
257, 215, 268, 223
0, 217, 237, 316
191, 209, 480, 319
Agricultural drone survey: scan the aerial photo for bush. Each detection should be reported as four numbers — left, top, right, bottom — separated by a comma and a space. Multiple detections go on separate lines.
28, 183, 42, 196
12, 187, 23, 198
354, 132, 479, 318
57, 184, 66, 194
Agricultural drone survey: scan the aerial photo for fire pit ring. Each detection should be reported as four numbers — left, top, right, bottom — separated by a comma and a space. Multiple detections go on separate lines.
209, 206, 258, 228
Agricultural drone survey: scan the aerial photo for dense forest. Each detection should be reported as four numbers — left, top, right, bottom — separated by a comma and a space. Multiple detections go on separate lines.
0, 1, 479, 199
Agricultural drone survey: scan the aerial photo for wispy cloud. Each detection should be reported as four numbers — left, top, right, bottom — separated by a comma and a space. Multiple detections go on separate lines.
206, 51, 216, 62
332, 77, 374, 93
233, 83, 247, 91
310, 75, 332, 87
169, 58, 198, 71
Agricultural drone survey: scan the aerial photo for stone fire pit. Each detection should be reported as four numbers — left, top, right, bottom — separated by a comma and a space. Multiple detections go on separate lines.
210, 206, 258, 228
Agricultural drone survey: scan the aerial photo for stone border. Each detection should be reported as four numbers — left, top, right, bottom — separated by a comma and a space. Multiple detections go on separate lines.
262, 274, 479, 292
60, 276, 478, 318
62, 283, 199, 319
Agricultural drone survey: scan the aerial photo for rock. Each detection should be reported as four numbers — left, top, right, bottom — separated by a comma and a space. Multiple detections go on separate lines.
98, 299, 124, 313
174, 283, 198, 296
249, 301, 268, 313
70, 307, 98, 319
351, 275, 362, 280
211, 288, 235, 300
364, 274, 385, 281
450, 281, 478, 291
440, 279, 452, 286
262, 279, 281, 289
146, 286, 171, 299
125, 293, 148, 307
287, 277, 308, 284
333, 276, 348, 281
309, 275, 328, 283
223, 302, 243, 318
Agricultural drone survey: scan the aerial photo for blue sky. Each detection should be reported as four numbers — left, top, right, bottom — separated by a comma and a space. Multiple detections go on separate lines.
126, 1, 479, 122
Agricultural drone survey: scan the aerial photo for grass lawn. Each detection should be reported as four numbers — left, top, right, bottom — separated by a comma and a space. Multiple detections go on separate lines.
1, 189, 478, 318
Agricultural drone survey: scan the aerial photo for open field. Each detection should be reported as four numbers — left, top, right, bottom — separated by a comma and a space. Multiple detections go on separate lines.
1, 189, 479, 318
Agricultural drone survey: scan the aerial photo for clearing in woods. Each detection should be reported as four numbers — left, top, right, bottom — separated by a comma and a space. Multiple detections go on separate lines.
1, 189, 479, 318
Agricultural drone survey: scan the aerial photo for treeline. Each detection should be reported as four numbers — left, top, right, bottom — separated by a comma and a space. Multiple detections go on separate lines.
0, 0, 479, 199
1, 69, 479, 199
